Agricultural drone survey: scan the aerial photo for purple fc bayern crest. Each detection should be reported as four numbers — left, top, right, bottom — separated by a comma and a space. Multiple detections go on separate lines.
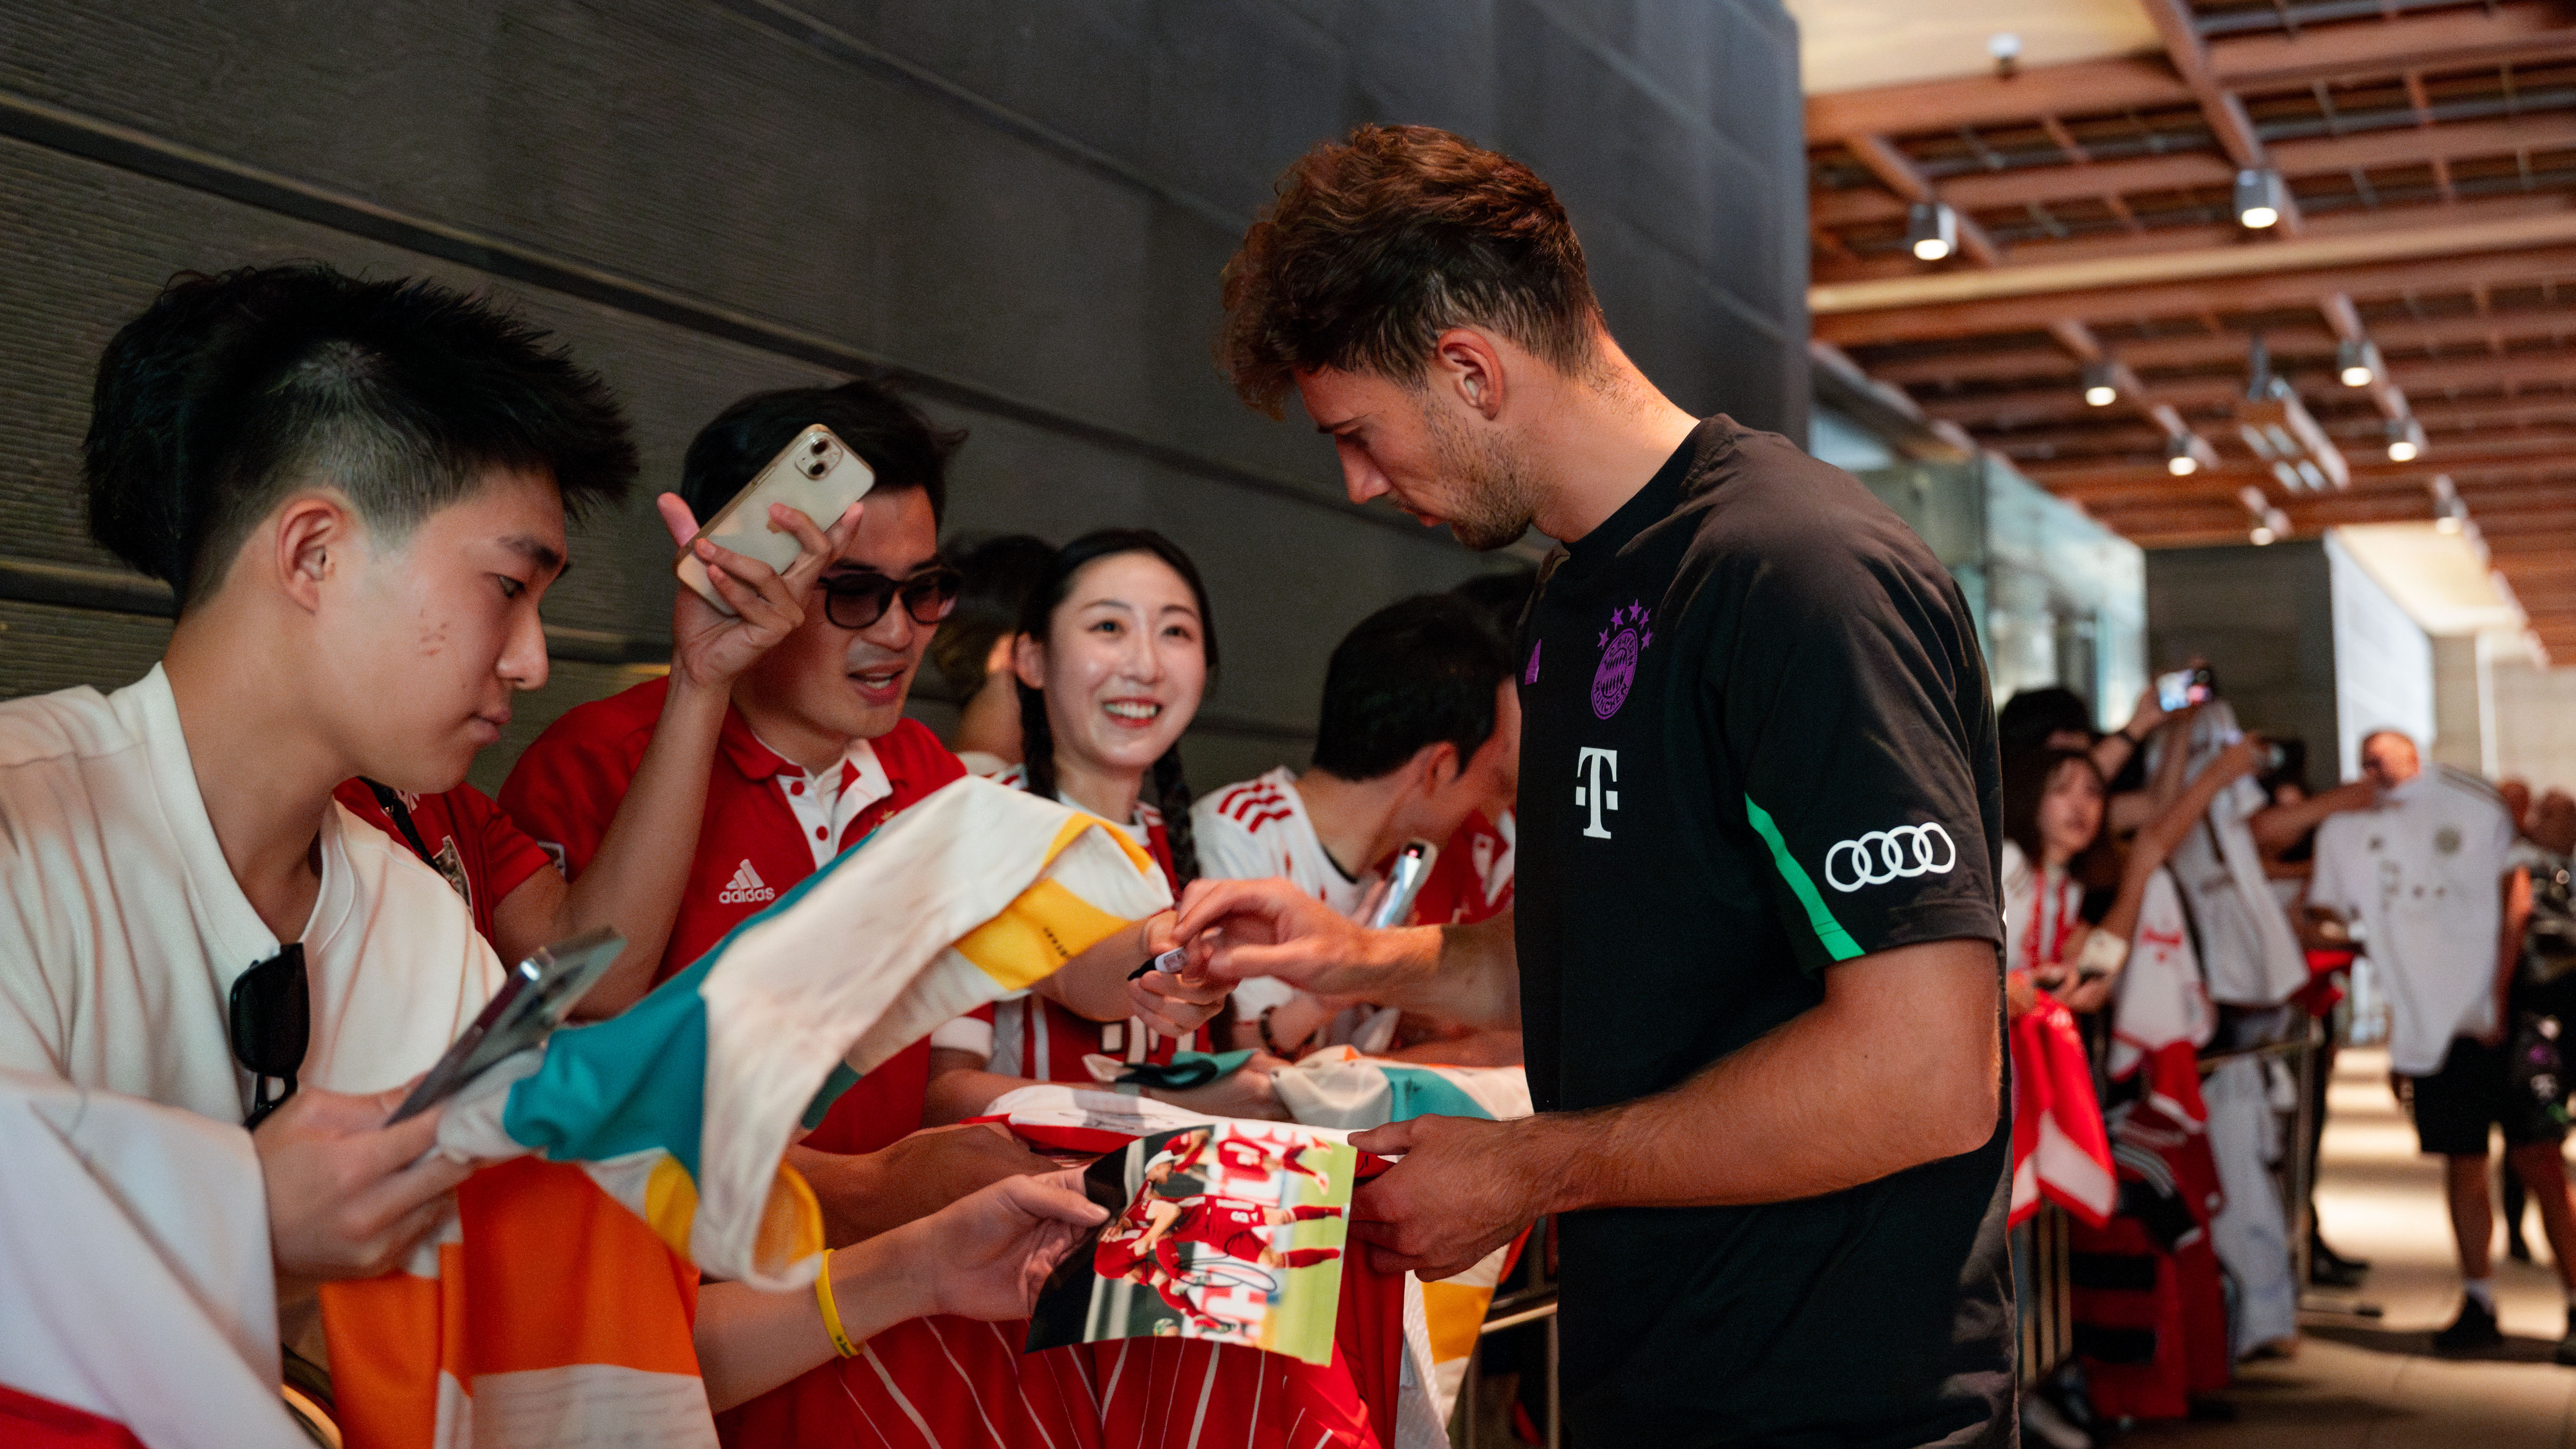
1590, 601, 1652, 719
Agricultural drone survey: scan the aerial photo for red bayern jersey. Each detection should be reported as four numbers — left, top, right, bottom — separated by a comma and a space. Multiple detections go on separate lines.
499, 675, 964, 1155
334, 779, 558, 947
1404, 809, 1514, 928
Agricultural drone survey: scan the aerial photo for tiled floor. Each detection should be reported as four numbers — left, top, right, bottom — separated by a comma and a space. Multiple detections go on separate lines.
2123, 1046, 2576, 1447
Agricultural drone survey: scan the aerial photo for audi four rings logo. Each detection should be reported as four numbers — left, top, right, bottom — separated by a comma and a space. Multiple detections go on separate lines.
1824, 823, 1957, 892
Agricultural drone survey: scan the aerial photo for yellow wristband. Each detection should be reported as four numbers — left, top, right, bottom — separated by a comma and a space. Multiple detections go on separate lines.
814, 1251, 858, 1358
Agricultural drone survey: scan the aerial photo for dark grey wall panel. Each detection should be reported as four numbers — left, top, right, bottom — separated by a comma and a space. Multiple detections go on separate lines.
2147, 541, 2341, 773
1, 0, 1805, 786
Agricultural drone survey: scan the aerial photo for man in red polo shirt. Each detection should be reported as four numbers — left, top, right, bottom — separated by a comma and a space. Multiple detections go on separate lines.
503, 380, 1073, 1242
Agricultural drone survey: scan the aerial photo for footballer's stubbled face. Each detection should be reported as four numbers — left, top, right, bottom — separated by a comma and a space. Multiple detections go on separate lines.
738, 483, 942, 748
1295, 366, 1538, 553
324, 467, 566, 794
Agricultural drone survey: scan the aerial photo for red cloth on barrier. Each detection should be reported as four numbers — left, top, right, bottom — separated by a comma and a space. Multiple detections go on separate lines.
2010, 999, 2118, 1227
2069, 1215, 2230, 1422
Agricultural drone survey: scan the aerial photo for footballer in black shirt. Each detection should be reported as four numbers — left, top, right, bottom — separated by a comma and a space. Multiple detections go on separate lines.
1187, 125, 2013, 1446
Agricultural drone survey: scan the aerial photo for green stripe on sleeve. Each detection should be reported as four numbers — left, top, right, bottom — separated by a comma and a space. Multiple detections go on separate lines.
1744, 795, 1865, 963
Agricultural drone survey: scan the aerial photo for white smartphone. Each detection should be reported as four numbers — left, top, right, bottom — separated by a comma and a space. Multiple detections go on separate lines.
675, 424, 876, 614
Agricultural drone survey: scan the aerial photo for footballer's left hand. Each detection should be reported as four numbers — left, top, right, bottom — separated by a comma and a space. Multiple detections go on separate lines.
1346, 1114, 1549, 1281
1128, 910, 1228, 1039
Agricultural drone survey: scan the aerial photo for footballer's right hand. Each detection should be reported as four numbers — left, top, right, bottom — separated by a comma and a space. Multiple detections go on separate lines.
1171, 877, 1388, 997
256, 1083, 474, 1294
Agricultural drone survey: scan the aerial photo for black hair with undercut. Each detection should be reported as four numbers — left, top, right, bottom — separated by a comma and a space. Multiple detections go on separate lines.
85, 263, 637, 607
927, 533, 1056, 703
1311, 595, 1512, 783
1015, 529, 1217, 886
680, 378, 960, 531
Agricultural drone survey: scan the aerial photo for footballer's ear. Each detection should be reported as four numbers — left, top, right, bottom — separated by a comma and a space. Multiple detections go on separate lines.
272, 494, 358, 615
1431, 328, 1508, 423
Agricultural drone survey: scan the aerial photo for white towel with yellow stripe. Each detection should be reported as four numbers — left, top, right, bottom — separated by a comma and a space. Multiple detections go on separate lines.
431, 773, 1171, 1292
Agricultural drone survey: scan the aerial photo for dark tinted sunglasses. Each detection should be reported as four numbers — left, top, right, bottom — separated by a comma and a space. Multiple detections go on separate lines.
229, 943, 309, 1129
819, 567, 962, 631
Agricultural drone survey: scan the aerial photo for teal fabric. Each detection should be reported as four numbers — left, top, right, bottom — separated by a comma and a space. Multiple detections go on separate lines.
497, 820, 896, 1173
1376, 1065, 1498, 1122
500, 949, 716, 1178
1114, 1049, 1256, 1089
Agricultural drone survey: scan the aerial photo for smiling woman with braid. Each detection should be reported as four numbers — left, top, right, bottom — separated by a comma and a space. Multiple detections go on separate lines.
924, 530, 1268, 1120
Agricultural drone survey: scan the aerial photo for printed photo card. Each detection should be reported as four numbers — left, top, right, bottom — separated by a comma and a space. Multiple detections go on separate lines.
1025, 1120, 1358, 1365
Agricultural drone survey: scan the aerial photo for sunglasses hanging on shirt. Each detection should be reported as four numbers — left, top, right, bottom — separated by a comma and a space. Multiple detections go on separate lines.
817, 566, 962, 631
229, 942, 310, 1129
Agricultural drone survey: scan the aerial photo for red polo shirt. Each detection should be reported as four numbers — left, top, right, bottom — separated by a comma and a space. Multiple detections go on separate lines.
500, 675, 964, 1154
334, 779, 557, 946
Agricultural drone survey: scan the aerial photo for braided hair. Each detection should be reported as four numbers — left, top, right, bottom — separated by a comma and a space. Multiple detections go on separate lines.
1014, 529, 1217, 886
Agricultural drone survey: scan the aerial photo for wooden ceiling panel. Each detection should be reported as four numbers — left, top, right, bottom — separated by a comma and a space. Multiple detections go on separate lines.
1809, 1, 2576, 630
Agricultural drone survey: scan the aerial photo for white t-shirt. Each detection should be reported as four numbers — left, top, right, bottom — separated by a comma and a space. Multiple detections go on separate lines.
2310, 765, 2516, 1076
0, 666, 503, 1124
1193, 767, 1374, 1016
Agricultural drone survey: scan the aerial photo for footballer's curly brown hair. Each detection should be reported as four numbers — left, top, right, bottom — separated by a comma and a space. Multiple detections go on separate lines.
1219, 125, 1604, 417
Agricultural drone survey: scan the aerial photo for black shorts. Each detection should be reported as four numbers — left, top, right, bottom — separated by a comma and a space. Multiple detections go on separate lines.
2408, 1035, 2568, 1156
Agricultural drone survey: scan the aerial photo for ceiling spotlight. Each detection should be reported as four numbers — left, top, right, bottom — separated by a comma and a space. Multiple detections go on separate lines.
2233, 168, 2288, 230
2336, 339, 2381, 388
2082, 359, 2118, 407
1906, 201, 1959, 262
1989, 32, 2022, 79
2434, 483, 2469, 534
2386, 416, 2427, 462
2166, 434, 2200, 475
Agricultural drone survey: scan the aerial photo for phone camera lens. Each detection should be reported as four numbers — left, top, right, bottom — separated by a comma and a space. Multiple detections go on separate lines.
810, 438, 828, 454
804, 460, 828, 478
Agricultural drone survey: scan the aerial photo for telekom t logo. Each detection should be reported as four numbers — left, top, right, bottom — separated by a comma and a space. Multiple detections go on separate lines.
1575, 748, 1620, 839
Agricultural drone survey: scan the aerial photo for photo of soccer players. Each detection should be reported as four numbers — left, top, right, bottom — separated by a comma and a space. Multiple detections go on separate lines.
1029, 1122, 1358, 1365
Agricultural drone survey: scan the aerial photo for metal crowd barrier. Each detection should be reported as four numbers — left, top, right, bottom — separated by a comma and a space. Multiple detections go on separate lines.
2195, 1018, 2327, 1301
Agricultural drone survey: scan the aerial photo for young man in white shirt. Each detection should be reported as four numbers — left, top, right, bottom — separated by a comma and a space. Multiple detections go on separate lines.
1194, 593, 1517, 1053
2311, 729, 2568, 1356
0, 266, 1097, 1441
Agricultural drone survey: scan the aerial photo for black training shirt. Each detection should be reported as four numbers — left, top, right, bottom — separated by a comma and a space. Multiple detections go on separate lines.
1515, 418, 2013, 1448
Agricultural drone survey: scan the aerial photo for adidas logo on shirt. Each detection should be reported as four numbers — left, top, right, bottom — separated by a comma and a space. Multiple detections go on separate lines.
717, 859, 776, 905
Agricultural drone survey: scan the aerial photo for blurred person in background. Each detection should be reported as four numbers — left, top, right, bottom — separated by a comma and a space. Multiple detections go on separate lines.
2309, 730, 2564, 1356
1193, 593, 1518, 1063
2244, 739, 2376, 1287
924, 532, 1054, 775
2000, 734, 2264, 1023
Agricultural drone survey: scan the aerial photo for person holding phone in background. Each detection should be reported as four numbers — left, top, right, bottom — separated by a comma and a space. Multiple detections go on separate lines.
1999, 733, 2266, 1020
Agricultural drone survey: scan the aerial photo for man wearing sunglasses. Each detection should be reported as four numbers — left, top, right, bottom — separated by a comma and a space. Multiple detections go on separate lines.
507, 381, 1154, 1246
